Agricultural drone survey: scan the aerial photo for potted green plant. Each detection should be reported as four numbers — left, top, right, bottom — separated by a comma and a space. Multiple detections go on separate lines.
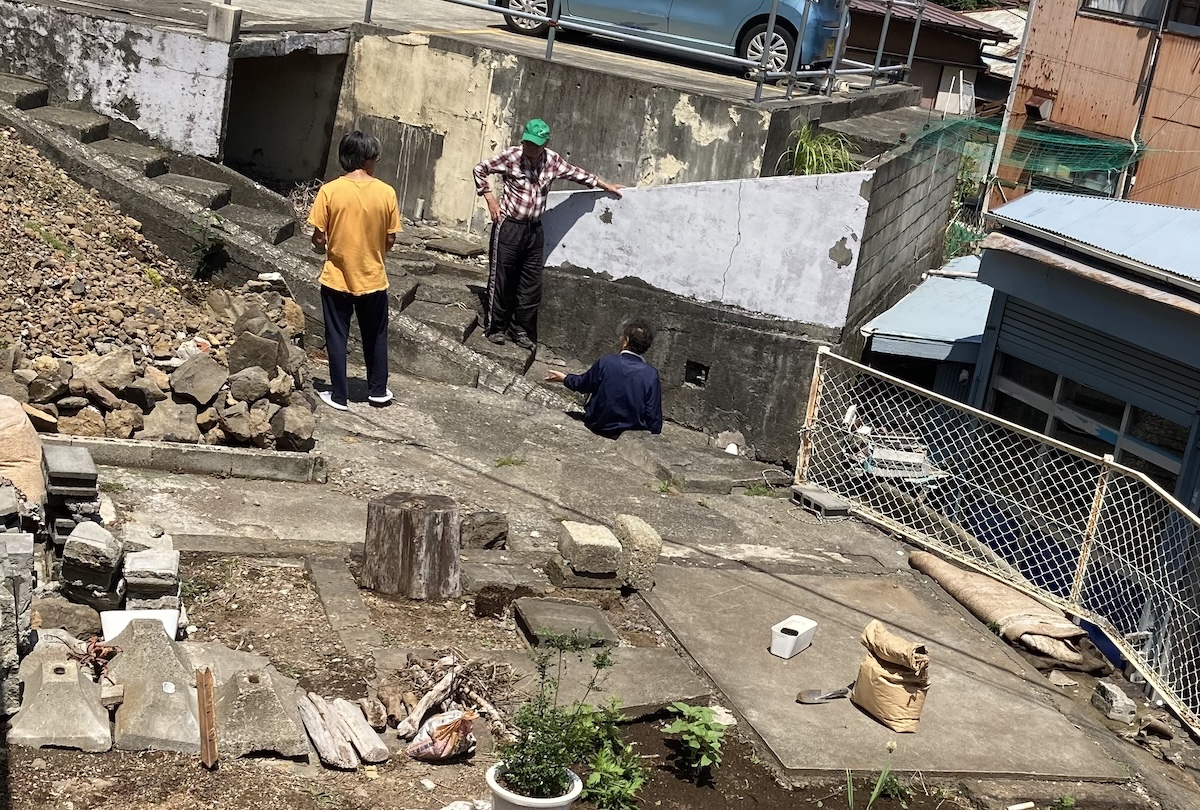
487, 633, 614, 810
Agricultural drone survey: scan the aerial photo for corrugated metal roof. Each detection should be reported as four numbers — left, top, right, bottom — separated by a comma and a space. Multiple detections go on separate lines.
990, 191, 1200, 291
963, 8, 1025, 77
850, 0, 1012, 41
862, 260, 993, 362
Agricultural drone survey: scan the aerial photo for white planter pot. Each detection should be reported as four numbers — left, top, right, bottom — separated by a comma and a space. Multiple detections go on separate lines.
486, 763, 583, 810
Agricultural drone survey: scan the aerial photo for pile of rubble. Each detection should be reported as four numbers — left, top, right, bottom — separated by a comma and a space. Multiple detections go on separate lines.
1, 274, 317, 451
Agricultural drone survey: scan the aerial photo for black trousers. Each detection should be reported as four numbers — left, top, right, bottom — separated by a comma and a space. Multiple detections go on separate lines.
321, 285, 388, 405
485, 218, 544, 339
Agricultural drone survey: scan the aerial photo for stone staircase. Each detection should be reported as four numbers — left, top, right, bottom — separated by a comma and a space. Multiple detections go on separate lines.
0, 72, 549, 384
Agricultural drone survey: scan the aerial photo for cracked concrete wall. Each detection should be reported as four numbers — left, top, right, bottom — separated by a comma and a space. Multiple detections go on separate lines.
542, 172, 874, 327
0, 1, 232, 156
328, 31, 774, 228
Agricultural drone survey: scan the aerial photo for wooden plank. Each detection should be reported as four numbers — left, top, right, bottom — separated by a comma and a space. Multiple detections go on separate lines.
197, 668, 219, 770
333, 698, 390, 763
296, 690, 359, 770
363, 492, 461, 599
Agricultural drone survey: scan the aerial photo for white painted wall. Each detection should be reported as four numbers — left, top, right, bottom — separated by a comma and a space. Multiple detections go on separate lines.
0, 1, 231, 156
542, 172, 874, 327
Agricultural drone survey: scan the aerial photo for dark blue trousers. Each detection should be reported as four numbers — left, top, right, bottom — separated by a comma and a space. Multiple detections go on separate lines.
321, 285, 388, 405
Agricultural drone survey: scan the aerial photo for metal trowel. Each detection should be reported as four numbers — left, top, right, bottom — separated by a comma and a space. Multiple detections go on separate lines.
795, 684, 852, 704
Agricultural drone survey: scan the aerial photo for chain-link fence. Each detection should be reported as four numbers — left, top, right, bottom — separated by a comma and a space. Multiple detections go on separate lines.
797, 348, 1200, 736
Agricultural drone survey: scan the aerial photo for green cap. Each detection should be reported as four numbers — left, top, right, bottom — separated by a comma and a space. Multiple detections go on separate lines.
522, 118, 551, 146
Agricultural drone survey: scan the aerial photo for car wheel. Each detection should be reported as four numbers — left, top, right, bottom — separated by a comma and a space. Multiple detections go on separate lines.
740, 23, 797, 74
500, 0, 551, 36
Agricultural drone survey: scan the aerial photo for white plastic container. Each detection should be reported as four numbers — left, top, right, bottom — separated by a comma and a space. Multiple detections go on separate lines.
770, 615, 818, 659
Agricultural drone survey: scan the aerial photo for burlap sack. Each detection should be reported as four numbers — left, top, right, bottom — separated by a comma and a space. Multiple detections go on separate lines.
0, 396, 45, 505
849, 619, 930, 733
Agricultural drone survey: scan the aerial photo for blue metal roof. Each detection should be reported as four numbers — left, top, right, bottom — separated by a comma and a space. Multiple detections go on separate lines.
991, 191, 1200, 289
862, 258, 993, 362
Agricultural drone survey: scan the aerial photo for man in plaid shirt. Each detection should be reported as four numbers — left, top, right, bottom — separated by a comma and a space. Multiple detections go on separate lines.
473, 118, 623, 349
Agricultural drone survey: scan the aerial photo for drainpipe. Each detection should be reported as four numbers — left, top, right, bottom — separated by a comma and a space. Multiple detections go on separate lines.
980, 0, 1037, 218
1119, 2, 1169, 199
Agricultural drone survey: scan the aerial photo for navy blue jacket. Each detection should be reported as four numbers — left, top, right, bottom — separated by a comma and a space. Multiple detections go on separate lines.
564, 351, 663, 439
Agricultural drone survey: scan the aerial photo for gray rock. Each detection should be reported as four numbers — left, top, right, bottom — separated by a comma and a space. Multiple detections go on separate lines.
269, 405, 315, 451
108, 620, 201, 753
228, 330, 287, 375
218, 400, 254, 443
228, 366, 271, 403
231, 306, 268, 337
9, 661, 112, 752
614, 515, 662, 591
206, 289, 248, 326
61, 578, 126, 612
123, 377, 168, 413
215, 668, 309, 759
139, 400, 201, 444
126, 593, 181, 610
714, 430, 747, 453
287, 344, 307, 378
288, 390, 316, 413
1092, 680, 1137, 724
0, 485, 17, 520
170, 354, 228, 407
0, 372, 29, 403
70, 349, 136, 390
0, 343, 21, 374
124, 549, 180, 595
461, 511, 508, 549
31, 593, 102, 637
55, 396, 90, 411
514, 597, 619, 647
69, 376, 121, 410
249, 400, 278, 448
28, 369, 70, 403
558, 521, 622, 575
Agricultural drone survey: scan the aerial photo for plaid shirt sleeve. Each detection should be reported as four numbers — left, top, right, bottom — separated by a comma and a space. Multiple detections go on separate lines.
473, 150, 512, 196
549, 152, 601, 189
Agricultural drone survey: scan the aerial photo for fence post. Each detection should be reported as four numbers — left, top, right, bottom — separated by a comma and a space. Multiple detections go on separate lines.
1069, 454, 1114, 605
363, 0, 373, 24
545, 0, 562, 61
754, 0, 783, 104
796, 346, 830, 484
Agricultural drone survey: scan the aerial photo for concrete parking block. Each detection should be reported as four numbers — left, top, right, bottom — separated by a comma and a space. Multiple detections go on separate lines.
108, 619, 200, 753
558, 521, 621, 574
216, 668, 309, 759
9, 660, 112, 752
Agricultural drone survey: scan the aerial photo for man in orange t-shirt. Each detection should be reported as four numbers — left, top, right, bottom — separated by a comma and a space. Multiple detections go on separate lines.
308, 131, 402, 411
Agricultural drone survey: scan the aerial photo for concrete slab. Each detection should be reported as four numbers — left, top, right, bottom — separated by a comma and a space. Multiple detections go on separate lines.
645, 565, 1127, 779
154, 172, 232, 209
220, 203, 295, 245
9, 660, 112, 752
545, 556, 621, 590
215, 668, 309, 759
42, 444, 99, 484
426, 236, 485, 258
487, 647, 710, 720
304, 554, 382, 657
25, 106, 110, 143
123, 548, 181, 594
403, 300, 478, 343
0, 73, 49, 110
514, 597, 619, 647
91, 138, 170, 177
615, 433, 790, 494
108, 619, 201, 753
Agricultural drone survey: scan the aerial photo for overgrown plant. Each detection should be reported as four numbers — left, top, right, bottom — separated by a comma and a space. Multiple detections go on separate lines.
664, 702, 725, 779
778, 124, 858, 176
867, 741, 913, 809
190, 211, 228, 279
1050, 797, 1076, 810
498, 633, 615, 799
583, 726, 647, 810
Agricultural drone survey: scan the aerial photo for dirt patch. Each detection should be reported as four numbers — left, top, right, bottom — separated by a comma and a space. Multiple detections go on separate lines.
181, 556, 371, 697
626, 721, 969, 810
362, 591, 525, 652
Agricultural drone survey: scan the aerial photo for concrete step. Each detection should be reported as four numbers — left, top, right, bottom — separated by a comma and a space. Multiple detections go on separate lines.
25, 107, 110, 143
91, 138, 169, 178
153, 173, 232, 209
0, 74, 49, 110
403, 300, 477, 343
279, 234, 323, 266
219, 204, 295, 245
464, 330, 535, 375
413, 276, 483, 311
425, 235, 485, 259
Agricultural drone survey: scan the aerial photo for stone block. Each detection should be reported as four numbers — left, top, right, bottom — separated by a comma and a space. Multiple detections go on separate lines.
207, 5, 243, 43
124, 549, 180, 594
123, 377, 168, 413
26, 107, 110, 143
31, 593, 102, 637
0, 485, 19, 520
463, 561, 552, 618
216, 668, 308, 759
138, 400, 201, 444
92, 138, 169, 178
61, 578, 126, 612
228, 332, 287, 376
461, 511, 508, 549
126, 593, 181, 611
404, 300, 478, 343
108, 619, 201, 753
514, 597, 619, 648
426, 236, 485, 258
614, 515, 662, 591
270, 405, 315, 451
1092, 680, 1137, 724
9, 661, 112, 752
557, 521, 621, 575
62, 522, 122, 575
42, 444, 98, 485
545, 556, 621, 591
6, 532, 35, 646
154, 173, 232, 209
220, 204, 295, 245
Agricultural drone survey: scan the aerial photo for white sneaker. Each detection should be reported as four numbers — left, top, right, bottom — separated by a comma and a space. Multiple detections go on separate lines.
368, 388, 394, 406
319, 391, 349, 412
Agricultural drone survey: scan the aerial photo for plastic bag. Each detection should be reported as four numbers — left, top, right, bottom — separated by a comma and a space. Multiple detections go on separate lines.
849, 620, 931, 733
406, 709, 478, 762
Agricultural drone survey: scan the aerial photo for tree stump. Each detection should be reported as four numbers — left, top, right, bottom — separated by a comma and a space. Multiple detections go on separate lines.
363, 493, 461, 599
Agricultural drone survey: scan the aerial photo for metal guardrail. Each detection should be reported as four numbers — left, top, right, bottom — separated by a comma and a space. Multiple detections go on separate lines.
360, 0, 928, 104
797, 347, 1200, 738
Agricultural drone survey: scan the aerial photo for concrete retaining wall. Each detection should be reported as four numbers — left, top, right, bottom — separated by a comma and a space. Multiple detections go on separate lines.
0, 0, 231, 156
542, 173, 873, 327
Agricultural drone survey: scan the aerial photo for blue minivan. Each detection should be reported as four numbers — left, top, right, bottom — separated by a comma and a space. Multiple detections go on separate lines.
494, 0, 840, 73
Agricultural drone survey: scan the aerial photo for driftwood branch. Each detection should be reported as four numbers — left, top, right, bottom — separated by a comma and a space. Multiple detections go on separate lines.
334, 698, 390, 763
395, 667, 459, 740
297, 691, 358, 769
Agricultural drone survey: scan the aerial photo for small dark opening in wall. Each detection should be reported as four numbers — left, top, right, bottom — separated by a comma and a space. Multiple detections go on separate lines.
685, 361, 710, 388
